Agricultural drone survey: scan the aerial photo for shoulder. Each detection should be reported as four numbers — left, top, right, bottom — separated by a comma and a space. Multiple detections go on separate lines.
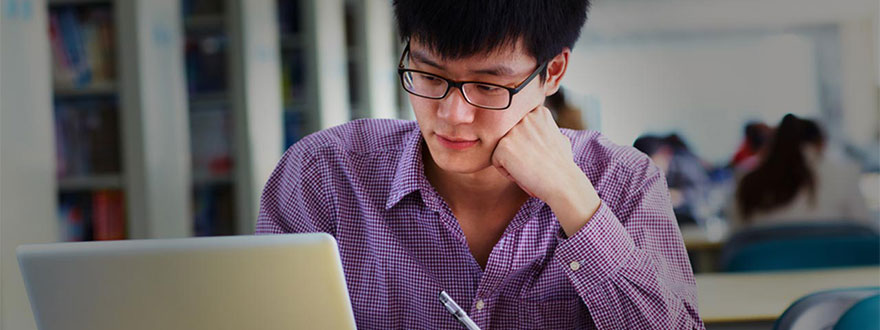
289, 118, 418, 159
268, 119, 416, 187
563, 129, 661, 181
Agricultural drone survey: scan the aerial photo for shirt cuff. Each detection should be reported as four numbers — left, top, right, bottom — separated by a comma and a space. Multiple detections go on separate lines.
552, 202, 637, 295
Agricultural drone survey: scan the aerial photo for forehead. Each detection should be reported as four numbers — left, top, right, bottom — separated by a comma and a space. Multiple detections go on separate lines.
409, 38, 535, 71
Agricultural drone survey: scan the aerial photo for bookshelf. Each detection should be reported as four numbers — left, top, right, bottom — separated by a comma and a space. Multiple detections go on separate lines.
277, 0, 315, 146
3, 0, 278, 327
276, 0, 400, 149
344, 0, 367, 120
184, 0, 283, 235
48, 0, 126, 241
48, 0, 192, 241
182, 0, 236, 236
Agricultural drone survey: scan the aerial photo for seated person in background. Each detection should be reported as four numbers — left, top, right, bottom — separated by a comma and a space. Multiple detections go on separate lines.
257, 0, 703, 328
544, 87, 585, 130
663, 134, 713, 213
633, 134, 712, 227
730, 114, 870, 228
729, 121, 773, 174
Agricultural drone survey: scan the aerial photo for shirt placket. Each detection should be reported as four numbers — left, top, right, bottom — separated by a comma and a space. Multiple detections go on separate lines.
468, 199, 540, 330
468, 234, 514, 330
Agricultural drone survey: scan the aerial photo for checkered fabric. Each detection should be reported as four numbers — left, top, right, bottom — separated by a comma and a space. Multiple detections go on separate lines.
257, 119, 704, 329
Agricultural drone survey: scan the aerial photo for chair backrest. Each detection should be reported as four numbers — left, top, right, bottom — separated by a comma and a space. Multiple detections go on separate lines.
721, 222, 879, 272
774, 287, 880, 330
833, 294, 880, 330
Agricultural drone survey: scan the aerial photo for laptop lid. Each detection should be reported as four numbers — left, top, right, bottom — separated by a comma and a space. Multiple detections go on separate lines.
17, 233, 356, 330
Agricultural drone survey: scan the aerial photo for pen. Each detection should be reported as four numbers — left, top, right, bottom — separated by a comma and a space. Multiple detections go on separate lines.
439, 291, 482, 330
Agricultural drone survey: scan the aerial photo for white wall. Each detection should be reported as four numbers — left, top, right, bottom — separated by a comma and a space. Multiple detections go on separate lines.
1, 1, 60, 329
839, 19, 879, 149
571, 0, 879, 164
566, 34, 820, 163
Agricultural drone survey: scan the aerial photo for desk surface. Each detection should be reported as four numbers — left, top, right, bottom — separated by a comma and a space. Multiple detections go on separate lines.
696, 266, 880, 323
680, 225, 725, 250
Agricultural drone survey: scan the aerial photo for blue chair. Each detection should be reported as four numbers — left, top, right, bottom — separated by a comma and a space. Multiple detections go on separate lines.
775, 287, 879, 330
721, 222, 879, 272
834, 294, 880, 330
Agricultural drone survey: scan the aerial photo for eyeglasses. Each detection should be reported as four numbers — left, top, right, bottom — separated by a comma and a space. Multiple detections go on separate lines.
397, 42, 548, 110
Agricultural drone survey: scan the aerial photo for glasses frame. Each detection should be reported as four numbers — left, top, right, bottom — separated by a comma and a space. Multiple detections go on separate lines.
397, 42, 549, 110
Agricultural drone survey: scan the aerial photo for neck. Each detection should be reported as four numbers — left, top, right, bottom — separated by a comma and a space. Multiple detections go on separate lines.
423, 148, 528, 211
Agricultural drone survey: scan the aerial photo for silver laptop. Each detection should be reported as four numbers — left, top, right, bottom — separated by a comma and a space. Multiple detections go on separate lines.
17, 233, 357, 330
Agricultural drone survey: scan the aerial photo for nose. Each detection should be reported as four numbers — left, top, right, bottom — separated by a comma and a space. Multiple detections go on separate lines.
436, 88, 477, 125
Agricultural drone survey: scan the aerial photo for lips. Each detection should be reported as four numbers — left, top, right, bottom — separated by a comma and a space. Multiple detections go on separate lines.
435, 134, 478, 150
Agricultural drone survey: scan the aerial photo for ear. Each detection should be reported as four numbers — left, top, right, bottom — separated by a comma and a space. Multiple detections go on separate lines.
543, 48, 570, 96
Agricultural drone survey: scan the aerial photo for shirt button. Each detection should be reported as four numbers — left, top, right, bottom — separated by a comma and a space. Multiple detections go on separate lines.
569, 261, 582, 271
475, 299, 485, 310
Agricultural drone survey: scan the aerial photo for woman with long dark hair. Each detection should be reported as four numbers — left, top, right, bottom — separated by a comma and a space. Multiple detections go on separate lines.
731, 114, 869, 226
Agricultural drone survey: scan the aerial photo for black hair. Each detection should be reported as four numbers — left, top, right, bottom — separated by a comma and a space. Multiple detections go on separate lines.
744, 121, 770, 150
633, 135, 665, 157
544, 88, 567, 111
736, 114, 825, 221
663, 134, 690, 153
393, 0, 590, 79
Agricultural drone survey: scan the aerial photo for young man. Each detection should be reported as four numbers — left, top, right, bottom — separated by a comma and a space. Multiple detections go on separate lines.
257, 1, 704, 329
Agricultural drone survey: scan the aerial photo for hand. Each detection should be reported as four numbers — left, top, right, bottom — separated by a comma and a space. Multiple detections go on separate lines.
491, 106, 601, 237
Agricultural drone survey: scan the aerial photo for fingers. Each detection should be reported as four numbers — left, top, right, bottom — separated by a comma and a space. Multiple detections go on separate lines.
493, 163, 536, 198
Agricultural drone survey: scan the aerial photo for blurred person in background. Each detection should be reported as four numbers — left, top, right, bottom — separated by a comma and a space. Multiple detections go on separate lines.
544, 87, 585, 130
634, 134, 714, 227
633, 135, 673, 173
729, 121, 773, 174
731, 114, 870, 228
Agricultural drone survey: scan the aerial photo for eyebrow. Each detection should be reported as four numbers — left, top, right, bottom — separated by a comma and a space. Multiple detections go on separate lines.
409, 49, 519, 77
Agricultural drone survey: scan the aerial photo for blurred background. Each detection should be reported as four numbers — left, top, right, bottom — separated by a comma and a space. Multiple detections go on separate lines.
1, 0, 878, 329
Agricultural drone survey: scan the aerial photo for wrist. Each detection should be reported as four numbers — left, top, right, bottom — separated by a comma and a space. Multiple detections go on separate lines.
548, 164, 601, 237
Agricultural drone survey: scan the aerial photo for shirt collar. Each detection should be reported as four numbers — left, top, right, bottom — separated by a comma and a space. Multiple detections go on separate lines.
385, 126, 443, 211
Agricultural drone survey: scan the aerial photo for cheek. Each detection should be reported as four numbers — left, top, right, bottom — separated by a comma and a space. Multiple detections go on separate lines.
487, 95, 540, 136
496, 85, 546, 128
409, 97, 435, 130
475, 111, 522, 146
410, 97, 435, 121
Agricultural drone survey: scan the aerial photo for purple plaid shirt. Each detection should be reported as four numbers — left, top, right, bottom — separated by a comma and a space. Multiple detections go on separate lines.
257, 119, 704, 329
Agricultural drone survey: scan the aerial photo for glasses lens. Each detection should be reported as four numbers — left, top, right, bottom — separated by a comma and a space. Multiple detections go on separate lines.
462, 83, 510, 109
402, 71, 448, 98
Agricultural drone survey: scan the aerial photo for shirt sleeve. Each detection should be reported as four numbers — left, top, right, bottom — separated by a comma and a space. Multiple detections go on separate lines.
552, 165, 705, 329
255, 140, 338, 236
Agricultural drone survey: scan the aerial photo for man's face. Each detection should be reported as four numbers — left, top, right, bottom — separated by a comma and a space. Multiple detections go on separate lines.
407, 39, 553, 174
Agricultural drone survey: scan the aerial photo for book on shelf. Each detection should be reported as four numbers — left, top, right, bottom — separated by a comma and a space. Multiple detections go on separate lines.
284, 110, 305, 148
277, 0, 301, 35
182, 0, 224, 17
54, 99, 121, 178
189, 105, 233, 176
280, 48, 306, 104
185, 32, 228, 94
58, 192, 91, 241
193, 184, 235, 236
58, 190, 125, 241
49, 4, 115, 89
92, 190, 125, 240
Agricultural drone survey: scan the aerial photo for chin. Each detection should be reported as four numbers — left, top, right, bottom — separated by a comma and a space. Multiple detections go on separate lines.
427, 145, 491, 174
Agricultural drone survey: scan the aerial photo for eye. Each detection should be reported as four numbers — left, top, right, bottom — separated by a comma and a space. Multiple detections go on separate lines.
475, 84, 504, 94
416, 73, 442, 85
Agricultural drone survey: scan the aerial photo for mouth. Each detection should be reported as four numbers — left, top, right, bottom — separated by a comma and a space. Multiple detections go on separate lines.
435, 133, 478, 150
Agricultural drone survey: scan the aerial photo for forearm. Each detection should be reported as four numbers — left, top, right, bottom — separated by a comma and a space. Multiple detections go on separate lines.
553, 203, 704, 329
